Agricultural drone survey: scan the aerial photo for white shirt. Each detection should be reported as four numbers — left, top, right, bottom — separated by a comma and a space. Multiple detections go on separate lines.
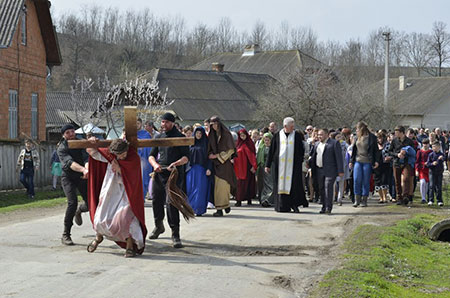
316, 139, 328, 168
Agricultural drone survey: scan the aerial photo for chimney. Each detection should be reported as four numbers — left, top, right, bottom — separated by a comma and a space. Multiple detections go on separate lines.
399, 76, 405, 91
212, 62, 224, 72
242, 44, 260, 57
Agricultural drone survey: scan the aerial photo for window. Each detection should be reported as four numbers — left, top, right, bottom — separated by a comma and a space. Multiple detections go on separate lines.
21, 6, 27, 45
9, 90, 18, 139
31, 93, 38, 139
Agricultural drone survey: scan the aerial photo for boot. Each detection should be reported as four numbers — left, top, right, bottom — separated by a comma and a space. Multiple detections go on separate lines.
213, 210, 223, 217
74, 206, 83, 226
61, 232, 74, 246
234, 201, 241, 207
247, 199, 252, 205
149, 221, 165, 239
171, 228, 183, 248
361, 196, 368, 207
353, 195, 361, 207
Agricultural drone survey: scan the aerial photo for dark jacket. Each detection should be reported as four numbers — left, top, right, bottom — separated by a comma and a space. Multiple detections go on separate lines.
57, 139, 88, 179
426, 151, 446, 174
387, 136, 415, 167
350, 132, 380, 166
309, 138, 344, 178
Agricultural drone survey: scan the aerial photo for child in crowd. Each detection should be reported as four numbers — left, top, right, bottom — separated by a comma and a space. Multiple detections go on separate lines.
415, 139, 432, 204
426, 142, 446, 207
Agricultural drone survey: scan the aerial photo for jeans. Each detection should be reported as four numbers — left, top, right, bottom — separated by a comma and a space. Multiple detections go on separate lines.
61, 176, 88, 234
353, 162, 372, 196
20, 167, 35, 196
429, 172, 443, 203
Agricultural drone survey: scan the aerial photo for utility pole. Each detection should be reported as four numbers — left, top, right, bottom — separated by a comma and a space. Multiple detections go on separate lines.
382, 32, 391, 114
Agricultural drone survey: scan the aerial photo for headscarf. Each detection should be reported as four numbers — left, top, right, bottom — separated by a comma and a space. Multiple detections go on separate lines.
257, 132, 273, 166
208, 117, 236, 158
236, 129, 256, 155
190, 127, 209, 167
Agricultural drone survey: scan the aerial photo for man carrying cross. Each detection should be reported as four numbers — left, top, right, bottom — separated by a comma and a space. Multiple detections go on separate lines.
86, 138, 147, 257
148, 112, 190, 248
67, 107, 194, 248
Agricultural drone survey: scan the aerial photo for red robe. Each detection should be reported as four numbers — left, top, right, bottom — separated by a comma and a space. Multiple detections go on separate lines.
88, 147, 147, 253
234, 145, 257, 180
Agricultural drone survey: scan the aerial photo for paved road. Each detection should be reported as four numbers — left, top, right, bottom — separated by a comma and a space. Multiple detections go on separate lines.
0, 201, 362, 298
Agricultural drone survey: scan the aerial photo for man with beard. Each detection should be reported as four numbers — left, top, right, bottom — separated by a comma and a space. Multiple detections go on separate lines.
148, 113, 190, 248
265, 117, 307, 213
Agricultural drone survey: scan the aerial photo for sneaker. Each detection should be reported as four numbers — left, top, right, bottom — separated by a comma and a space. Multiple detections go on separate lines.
61, 234, 74, 246
428, 201, 433, 206
438, 202, 444, 207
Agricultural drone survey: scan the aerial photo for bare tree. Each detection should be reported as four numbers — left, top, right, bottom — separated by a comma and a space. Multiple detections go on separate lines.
251, 20, 268, 48
431, 21, 450, 76
70, 77, 105, 134
256, 66, 385, 129
95, 77, 170, 137
290, 26, 318, 55
214, 17, 238, 52
403, 32, 433, 76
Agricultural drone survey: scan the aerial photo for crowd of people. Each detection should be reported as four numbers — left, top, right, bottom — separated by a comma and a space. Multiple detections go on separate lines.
175, 120, 449, 217
15, 114, 450, 258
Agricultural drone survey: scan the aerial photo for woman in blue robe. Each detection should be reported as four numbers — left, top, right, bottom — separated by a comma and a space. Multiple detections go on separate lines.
186, 127, 212, 216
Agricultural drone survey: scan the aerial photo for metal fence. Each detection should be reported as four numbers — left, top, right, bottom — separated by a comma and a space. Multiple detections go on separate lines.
0, 142, 57, 191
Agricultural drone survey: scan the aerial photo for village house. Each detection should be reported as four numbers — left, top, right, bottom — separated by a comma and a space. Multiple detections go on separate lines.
0, 0, 61, 141
386, 76, 450, 129
47, 67, 274, 137
190, 44, 323, 80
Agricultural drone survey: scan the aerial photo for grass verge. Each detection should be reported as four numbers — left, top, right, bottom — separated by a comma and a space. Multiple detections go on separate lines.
312, 214, 450, 298
0, 189, 66, 213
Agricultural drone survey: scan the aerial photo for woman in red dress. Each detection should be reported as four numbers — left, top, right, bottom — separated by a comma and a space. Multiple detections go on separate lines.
234, 129, 257, 206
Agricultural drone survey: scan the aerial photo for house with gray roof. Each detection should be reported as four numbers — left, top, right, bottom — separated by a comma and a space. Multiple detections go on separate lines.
385, 76, 450, 129
140, 67, 275, 127
46, 91, 107, 140
190, 44, 322, 80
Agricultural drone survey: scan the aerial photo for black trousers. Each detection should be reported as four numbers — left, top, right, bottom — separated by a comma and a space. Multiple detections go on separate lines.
317, 168, 336, 212
61, 176, 88, 234
152, 171, 180, 230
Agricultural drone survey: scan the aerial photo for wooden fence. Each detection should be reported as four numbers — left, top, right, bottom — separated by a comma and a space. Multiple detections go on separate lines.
0, 142, 57, 191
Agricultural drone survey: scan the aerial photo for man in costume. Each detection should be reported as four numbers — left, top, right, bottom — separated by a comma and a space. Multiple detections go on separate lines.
57, 124, 89, 245
86, 138, 147, 257
137, 118, 152, 199
265, 117, 307, 213
148, 113, 190, 248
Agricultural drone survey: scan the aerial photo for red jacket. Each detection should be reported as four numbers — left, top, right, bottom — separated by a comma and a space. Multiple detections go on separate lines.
415, 149, 432, 171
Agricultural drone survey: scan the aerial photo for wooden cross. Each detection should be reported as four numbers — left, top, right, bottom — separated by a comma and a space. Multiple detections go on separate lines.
68, 106, 194, 149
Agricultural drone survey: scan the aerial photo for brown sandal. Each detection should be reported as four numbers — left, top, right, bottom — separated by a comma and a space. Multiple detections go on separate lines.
125, 249, 136, 258
87, 237, 103, 253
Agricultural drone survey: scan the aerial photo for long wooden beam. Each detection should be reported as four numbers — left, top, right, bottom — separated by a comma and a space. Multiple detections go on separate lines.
68, 137, 194, 149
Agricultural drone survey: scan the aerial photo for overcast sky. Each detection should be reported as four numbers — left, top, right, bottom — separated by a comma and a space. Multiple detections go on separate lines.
52, 0, 450, 42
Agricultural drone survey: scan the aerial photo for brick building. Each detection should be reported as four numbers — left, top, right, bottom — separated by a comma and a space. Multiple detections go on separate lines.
0, 0, 61, 140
